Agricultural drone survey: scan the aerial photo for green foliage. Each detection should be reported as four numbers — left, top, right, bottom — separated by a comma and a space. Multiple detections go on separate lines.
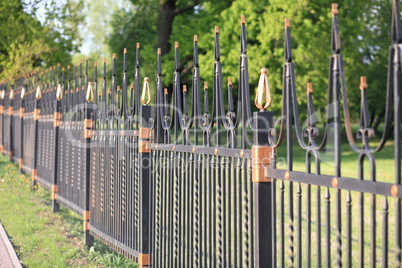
106, 0, 396, 126
0, 0, 84, 81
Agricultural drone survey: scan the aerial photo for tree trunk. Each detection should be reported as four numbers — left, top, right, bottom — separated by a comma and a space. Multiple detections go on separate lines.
158, 0, 176, 56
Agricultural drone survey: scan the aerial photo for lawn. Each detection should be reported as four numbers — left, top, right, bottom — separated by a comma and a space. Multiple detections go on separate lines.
0, 154, 138, 268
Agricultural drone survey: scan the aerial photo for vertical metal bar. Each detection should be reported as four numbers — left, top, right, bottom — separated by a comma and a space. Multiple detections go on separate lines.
52, 65, 62, 212
253, 110, 274, 268
382, 197, 388, 268
346, 191, 352, 268
138, 105, 152, 268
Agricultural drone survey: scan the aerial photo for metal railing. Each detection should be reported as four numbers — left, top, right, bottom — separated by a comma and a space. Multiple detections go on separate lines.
0, 1, 401, 267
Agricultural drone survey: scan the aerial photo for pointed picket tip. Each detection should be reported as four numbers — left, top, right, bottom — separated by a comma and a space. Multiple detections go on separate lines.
36, 86, 42, 99
9, 89, 14, 100
255, 67, 271, 111
332, 3, 338, 16
359, 76, 368, 91
141, 77, 151, 105
285, 18, 290, 29
306, 83, 313, 94
56, 84, 63, 100
21, 87, 26, 99
86, 82, 94, 102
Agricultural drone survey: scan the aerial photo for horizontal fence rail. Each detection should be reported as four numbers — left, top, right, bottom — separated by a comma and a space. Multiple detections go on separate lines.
0, 1, 401, 267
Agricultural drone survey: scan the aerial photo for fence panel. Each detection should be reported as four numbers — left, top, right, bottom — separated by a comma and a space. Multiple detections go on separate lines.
22, 88, 36, 173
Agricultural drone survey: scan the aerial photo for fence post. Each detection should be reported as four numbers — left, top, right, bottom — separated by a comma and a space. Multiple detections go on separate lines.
51, 76, 62, 212
84, 81, 94, 247
19, 86, 25, 172
252, 108, 274, 267
9, 89, 13, 160
138, 104, 152, 268
0, 88, 3, 154
32, 85, 41, 188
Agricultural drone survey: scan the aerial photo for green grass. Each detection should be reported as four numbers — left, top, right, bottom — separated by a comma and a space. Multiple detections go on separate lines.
0, 155, 138, 268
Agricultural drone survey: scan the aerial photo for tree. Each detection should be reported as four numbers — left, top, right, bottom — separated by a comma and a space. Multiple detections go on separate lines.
0, 0, 84, 81
106, 0, 396, 129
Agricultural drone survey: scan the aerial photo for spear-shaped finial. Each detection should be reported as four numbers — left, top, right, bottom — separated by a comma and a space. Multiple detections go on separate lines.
56, 83, 63, 100
86, 82, 94, 102
141, 77, 151, 105
36, 85, 41, 99
21, 87, 26, 99
306, 82, 313, 94
255, 67, 272, 111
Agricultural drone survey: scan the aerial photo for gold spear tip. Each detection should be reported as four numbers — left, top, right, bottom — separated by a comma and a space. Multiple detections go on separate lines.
285, 18, 291, 29
124, 48, 127, 54
241, 15, 245, 24
175, 42, 179, 49
260, 67, 268, 74
215, 26, 219, 34
144, 77, 149, 82
332, 3, 338, 16
164, 88, 168, 95
62, 67, 65, 71
85, 56, 89, 61
157, 48, 161, 55
306, 83, 313, 94
94, 62, 97, 67
103, 58, 106, 63
183, 85, 187, 92
68, 65, 70, 69
136, 43, 140, 48
194, 35, 198, 42
228, 77, 232, 86
117, 85, 120, 92
80, 59, 82, 64
56, 83, 63, 100
130, 83, 134, 89
36, 85, 41, 99
58, 63, 60, 67
86, 82, 94, 102
113, 53, 116, 59
204, 81, 208, 90
360, 76, 368, 90
107, 88, 111, 94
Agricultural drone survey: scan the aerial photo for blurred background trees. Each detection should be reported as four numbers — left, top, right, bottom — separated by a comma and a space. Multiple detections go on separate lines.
0, 0, 397, 129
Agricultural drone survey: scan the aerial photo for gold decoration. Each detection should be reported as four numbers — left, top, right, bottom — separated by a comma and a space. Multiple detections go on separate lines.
255, 67, 272, 111
141, 77, 151, 105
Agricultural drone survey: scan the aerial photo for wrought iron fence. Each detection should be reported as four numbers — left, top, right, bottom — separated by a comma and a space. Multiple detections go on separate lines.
0, 1, 402, 267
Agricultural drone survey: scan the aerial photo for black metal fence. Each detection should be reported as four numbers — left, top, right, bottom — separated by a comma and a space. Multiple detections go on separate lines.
1, 2, 402, 267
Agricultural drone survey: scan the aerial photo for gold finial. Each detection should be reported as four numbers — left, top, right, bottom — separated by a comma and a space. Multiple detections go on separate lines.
56, 84, 63, 100
194, 35, 198, 42
141, 77, 151, 105
228, 77, 232, 86
21, 87, 26, 99
164, 88, 168, 95
157, 48, 161, 55
183, 85, 187, 93
306, 83, 313, 94
103, 58, 106, 63
175, 42, 179, 49
113, 53, 116, 59
137, 43, 140, 48
36, 86, 41, 99
117, 85, 121, 92
285, 18, 290, 28
107, 88, 111, 94
94, 62, 97, 67
9, 89, 14, 100
332, 3, 338, 16
130, 83, 134, 90
255, 67, 272, 111
124, 48, 127, 54
58, 63, 61, 67
360, 76, 368, 90
68, 65, 70, 69
241, 15, 245, 24
85, 57, 88, 61
204, 81, 208, 90
215, 26, 219, 34
86, 82, 94, 102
